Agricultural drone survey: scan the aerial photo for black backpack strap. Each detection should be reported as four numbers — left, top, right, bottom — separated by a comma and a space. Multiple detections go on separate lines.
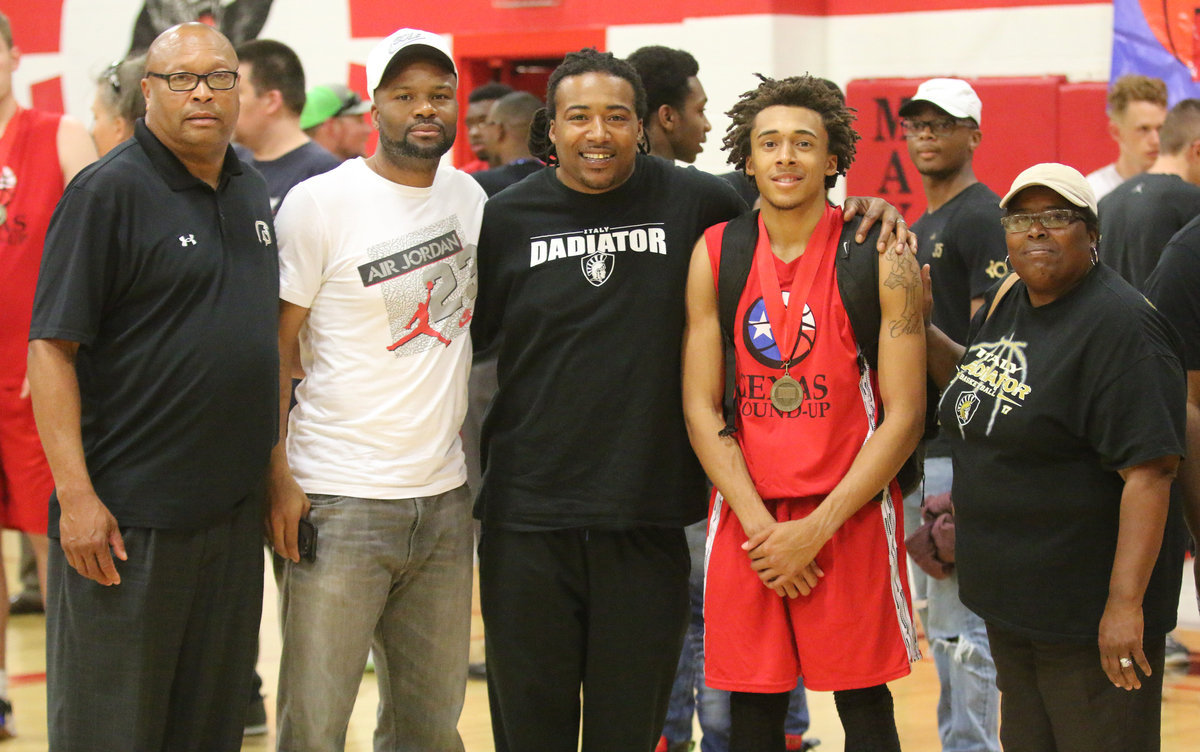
716, 210, 760, 436
832, 222, 925, 497
834, 221, 883, 371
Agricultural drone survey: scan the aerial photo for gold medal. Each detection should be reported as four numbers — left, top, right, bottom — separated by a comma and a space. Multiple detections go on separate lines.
770, 374, 804, 412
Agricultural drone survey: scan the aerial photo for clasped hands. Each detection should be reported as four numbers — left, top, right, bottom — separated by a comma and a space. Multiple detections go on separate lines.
742, 516, 826, 599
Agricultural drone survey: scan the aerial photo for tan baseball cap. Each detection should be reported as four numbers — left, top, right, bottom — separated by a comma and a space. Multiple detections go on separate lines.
999, 162, 1098, 216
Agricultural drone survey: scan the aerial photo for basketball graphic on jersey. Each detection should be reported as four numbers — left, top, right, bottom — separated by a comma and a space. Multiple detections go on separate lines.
743, 291, 817, 368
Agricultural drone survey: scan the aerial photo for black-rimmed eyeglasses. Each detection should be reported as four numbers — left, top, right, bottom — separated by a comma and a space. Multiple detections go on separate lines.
900, 116, 974, 138
145, 70, 239, 92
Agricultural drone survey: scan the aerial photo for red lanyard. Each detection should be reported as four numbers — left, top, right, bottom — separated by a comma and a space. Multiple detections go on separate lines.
752, 206, 837, 371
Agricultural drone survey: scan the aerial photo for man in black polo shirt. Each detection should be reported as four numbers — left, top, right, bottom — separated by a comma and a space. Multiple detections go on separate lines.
27, 23, 277, 752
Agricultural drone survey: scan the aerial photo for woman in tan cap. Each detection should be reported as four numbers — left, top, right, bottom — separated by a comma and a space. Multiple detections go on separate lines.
924, 162, 1187, 750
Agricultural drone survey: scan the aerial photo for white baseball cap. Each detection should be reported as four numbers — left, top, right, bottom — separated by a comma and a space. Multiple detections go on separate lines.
899, 78, 982, 126
999, 162, 1099, 217
365, 28, 456, 98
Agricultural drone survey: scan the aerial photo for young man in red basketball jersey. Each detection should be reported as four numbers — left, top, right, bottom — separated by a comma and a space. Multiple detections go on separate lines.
0, 10, 95, 736
681, 75, 925, 751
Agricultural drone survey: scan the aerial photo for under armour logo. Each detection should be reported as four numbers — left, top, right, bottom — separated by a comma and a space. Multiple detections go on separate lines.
255, 220, 272, 246
179, 234, 197, 247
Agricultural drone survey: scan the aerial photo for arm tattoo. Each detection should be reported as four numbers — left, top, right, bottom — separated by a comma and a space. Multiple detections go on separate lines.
884, 247, 922, 337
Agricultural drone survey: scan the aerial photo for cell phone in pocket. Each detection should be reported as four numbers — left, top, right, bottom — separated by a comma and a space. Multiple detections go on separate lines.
297, 517, 317, 562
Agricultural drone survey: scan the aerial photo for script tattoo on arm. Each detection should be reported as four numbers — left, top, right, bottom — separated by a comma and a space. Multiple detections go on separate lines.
884, 247, 923, 337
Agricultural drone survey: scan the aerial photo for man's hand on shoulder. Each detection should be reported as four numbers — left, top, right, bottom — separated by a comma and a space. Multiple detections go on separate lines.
58, 490, 126, 586
843, 196, 917, 255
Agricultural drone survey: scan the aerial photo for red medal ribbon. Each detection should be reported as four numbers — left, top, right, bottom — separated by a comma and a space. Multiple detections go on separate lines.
752, 205, 840, 370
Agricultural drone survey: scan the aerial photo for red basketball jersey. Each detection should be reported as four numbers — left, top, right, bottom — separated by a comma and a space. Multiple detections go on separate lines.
705, 206, 881, 501
0, 108, 63, 384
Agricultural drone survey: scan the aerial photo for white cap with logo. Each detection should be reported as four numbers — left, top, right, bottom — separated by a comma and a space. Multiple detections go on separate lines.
899, 78, 983, 126
365, 28, 456, 99
999, 162, 1099, 217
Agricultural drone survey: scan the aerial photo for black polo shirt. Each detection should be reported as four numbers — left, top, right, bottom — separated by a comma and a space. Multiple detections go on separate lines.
31, 119, 278, 532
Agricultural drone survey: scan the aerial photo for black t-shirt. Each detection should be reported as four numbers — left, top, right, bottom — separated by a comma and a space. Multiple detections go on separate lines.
473, 154, 745, 529
719, 170, 760, 207
1146, 213, 1200, 369
472, 158, 543, 198
913, 182, 1009, 345
915, 182, 1009, 454
940, 263, 1186, 642
31, 120, 279, 532
1098, 173, 1200, 289
236, 140, 340, 213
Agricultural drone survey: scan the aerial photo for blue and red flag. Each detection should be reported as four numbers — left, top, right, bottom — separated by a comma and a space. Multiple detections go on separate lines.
1112, 0, 1200, 103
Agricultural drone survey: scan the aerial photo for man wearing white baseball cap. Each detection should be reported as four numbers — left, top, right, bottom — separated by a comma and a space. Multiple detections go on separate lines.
268, 26, 485, 751
899, 77, 1003, 752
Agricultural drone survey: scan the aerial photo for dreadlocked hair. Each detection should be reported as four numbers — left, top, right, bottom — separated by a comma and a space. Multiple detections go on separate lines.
723, 74, 859, 190
528, 47, 648, 164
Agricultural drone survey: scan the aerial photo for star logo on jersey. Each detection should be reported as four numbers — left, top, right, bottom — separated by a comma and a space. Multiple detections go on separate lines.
582, 252, 614, 287
742, 292, 817, 368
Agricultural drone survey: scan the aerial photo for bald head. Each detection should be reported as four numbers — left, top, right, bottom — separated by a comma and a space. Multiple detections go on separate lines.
142, 22, 240, 173
146, 22, 236, 74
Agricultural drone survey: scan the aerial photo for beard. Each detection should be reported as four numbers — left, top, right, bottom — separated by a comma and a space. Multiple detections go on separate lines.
378, 121, 454, 163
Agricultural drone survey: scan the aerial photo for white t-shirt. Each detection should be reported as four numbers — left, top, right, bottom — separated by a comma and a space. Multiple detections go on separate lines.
1086, 162, 1125, 202
276, 158, 486, 499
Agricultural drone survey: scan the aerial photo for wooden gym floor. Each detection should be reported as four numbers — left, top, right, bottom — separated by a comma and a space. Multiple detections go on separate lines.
1, 532, 1196, 750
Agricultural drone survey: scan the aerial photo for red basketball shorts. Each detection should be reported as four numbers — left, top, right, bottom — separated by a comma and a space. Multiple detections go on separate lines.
703, 486, 920, 692
0, 385, 53, 534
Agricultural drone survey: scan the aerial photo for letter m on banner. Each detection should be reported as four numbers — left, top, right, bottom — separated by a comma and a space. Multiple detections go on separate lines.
1111, 0, 1200, 102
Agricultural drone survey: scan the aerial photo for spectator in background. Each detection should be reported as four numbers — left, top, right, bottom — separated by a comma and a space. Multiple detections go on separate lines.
471, 90, 542, 197
1098, 98, 1200, 289
1086, 74, 1167, 200
90, 55, 147, 156
300, 83, 372, 161
0, 9, 96, 735
1145, 216, 1200, 621
462, 81, 512, 172
627, 45, 710, 164
233, 38, 339, 212
898, 76, 1003, 752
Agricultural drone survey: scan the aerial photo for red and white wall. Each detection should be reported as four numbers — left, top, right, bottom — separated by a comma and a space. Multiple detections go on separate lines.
7, 0, 1115, 205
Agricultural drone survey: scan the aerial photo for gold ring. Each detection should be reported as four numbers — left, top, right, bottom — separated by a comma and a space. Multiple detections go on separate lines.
1119, 657, 1133, 668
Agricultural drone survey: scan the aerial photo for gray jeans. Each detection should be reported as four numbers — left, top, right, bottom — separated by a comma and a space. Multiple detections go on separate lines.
275, 485, 474, 752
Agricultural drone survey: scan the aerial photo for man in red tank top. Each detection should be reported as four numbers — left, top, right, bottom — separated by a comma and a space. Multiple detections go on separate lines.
681, 75, 925, 752
0, 10, 96, 736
